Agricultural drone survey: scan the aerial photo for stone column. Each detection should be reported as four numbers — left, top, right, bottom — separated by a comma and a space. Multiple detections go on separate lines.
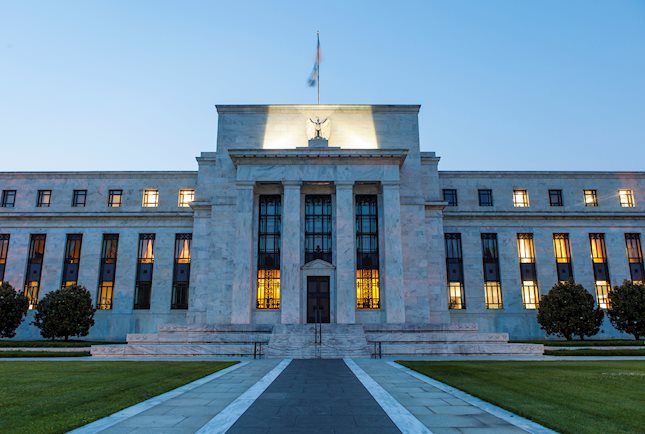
281, 181, 302, 324
381, 181, 406, 323
335, 182, 356, 324
231, 182, 255, 324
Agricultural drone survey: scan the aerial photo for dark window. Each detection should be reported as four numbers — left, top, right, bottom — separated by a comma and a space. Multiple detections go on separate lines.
72, 190, 87, 207
481, 233, 502, 309
589, 233, 610, 308
625, 233, 644, 284
553, 233, 574, 283
36, 190, 51, 207
356, 195, 380, 309
97, 234, 118, 310
172, 233, 192, 309
257, 195, 281, 309
0, 234, 9, 282
108, 189, 122, 207
24, 234, 46, 309
443, 189, 458, 206
61, 234, 82, 287
305, 195, 332, 263
445, 234, 465, 309
1, 190, 16, 207
549, 189, 563, 207
478, 189, 493, 207
134, 233, 155, 309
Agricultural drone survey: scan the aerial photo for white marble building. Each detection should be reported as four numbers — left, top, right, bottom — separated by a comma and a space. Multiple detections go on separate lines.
1, 105, 643, 341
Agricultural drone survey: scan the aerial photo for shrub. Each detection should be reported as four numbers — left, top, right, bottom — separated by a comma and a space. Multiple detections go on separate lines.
33, 285, 95, 341
0, 282, 29, 338
537, 281, 604, 340
607, 280, 645, 340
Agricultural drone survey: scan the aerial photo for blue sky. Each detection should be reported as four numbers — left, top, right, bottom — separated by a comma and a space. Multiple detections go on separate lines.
1, 1, 644, 171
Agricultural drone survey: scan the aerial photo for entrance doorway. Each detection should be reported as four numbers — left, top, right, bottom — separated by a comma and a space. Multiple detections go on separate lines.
307, 276, 330, 323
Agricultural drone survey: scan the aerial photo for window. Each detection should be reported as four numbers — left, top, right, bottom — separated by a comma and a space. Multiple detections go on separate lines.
24, 234, 46, 309
478, 189, 493, 207
36, 190, 51, 207
97, 234, 119, 310
618, 189, 634, 208
513, 189, 529, 207
61, 234, 82, 287
142, 189, 159, 207
443, 189, 458, 206
178, 189, 195, 208
481, 233, 503, 309
0, 234, 9, 283
108, 189, 122, 207
445, 234, 465, 309
257, 195, 281, 309
134, 234, 155, 309
549, 189, 563, 207
584, 189, 598, 207
1, 190, 16, 207
553, 233, 573, 283
172, 234, 192, 309
589, 233, 610, 308
517, 233, 539, 309
625, 234, 644, 284
71, 190, 87, 207
305, 195, 332, 263
356, 195, 380, 309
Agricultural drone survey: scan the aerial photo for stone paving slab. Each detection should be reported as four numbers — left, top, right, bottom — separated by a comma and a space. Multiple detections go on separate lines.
98, 359, 281, 433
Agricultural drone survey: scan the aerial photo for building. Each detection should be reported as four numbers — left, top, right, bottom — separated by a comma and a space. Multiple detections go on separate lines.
1, 105, 643, 345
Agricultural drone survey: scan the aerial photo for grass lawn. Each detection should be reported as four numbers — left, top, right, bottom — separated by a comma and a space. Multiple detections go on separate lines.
544, 348, 645, 356
0, 350, 90, 358
0, 361, 236, 434
399, 360, 645, 434
0, 340, 124, 348
511, 339, 644, 347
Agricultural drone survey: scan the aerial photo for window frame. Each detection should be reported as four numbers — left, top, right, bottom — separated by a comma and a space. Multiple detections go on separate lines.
478, 189, 493, 207
36, 190, 52, 207
178, 189, 195, 208
512, 189, 530, 207
548, 189, 563, 207
442, 189, 458, 207
97, 234, 119, 310
618, 189, 635, 208
108, 189, 123, 207
257, 195, 281, 310
356, 194, 380, 309
142, 189, 159, 208
304, 194, 332, 263
1, 190, 16, 207
583, 189, 598, 207
72, 189, 87, 207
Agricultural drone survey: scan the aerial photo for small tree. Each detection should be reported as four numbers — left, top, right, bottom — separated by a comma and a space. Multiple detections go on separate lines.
537, 281, 604, 340
33, 285, 95, 341
0, 282, 29, 338
607, 280, 645, 340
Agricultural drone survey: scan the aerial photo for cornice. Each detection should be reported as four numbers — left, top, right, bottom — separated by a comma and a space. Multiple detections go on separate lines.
0, 211, 194, 220
439, 171, 645, 179
441, 211, 645, 220
228, 148, 408, 167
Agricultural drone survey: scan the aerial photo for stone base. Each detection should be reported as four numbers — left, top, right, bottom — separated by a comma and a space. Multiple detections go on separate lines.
91, 323, 543, 358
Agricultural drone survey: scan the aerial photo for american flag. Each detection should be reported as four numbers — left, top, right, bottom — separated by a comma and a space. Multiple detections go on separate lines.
307, 32, 321, 87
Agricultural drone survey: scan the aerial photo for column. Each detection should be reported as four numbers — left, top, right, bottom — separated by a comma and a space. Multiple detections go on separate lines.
381, 181, 406, 323
231, 182, 255, 324
335, 181, 356, 324
281, 181, 302, 324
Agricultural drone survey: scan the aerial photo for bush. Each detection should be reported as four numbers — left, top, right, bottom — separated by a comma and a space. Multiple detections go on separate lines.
537, 281, 604, 340
0, 282, 29, 338
33, 285, 95, 341
607, 280, 645, 340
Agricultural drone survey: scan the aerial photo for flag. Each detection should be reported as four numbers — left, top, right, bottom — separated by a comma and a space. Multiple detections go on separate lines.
307, 33, 320, 87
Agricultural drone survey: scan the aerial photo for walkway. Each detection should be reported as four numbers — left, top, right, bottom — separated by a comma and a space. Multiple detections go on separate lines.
72, 359, 555, 434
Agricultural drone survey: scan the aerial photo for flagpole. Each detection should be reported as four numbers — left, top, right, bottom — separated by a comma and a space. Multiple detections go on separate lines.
317, 31, 320, 104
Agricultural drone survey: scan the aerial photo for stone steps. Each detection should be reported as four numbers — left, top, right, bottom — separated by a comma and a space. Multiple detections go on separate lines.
266, 324, 371, 359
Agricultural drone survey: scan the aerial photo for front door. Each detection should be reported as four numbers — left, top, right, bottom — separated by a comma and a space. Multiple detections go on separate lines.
307, 276, 330, 323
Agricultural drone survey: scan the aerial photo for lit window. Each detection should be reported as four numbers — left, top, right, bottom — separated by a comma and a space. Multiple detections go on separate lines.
595, 281, 611, 309
521, 281, 540, 309
257, 269, 281, 309
442, 189, 458, 206
72, 190, 87, 207
97, 282, 114, 310
24, 234, 46, 309
356, 195, 380, 309
356, 269, 380, 309
513, 189, 529, 207
517, 234, 539, 309
445, 233, 465, 309
257, 195, 281, 309
549, 189, 563, 207
172, 233, 192, 309
97, 234, 118, 310
625, 233, 644, 284
108, 189, 122, 207
584, 189, 598, 207
61, 234, 82, 287
478, 189, 493, 207
178, 189, 195, 208
553, 233, 573, 283
134, 233, 155, 309
484, 282, 503, 309
142, 189, 159, 207
589, 233, 611, 308
448, 282, 465, 309
1, 190, 16, 207
618, 189, 634, 208
0, 234, 9, 284
481, 234, 503, 309
37, 190, 51, 207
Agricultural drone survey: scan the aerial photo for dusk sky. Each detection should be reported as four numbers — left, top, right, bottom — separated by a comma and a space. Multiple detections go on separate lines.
1, 1, 644, 172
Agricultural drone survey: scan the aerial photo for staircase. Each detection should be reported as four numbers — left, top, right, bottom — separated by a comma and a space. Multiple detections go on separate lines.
265, 324, 371, 359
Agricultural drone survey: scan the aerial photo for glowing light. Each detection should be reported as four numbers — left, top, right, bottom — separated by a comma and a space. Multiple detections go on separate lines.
178, 189, 195, 208
513, 189, 529, 207
618, 189, 634, 207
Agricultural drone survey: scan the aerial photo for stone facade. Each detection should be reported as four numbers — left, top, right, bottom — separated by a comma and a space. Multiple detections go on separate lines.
0, 105, 643, 340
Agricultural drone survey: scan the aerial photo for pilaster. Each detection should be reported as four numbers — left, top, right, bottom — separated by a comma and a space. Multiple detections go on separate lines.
281, 181, 302, 324
335, 181, 356, 323
231, 182, 255, 324
381, 181, 406, 323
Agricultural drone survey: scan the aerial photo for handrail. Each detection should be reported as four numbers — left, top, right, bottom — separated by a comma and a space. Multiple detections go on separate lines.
253, 341, 263, 359
372, 341, 382, 359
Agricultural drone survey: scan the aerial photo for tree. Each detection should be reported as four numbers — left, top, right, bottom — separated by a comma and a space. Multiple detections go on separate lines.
607, 280, 645, 340
0, 282, 29, 338
537, 281, 604, 340
33, 285, 95, 341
